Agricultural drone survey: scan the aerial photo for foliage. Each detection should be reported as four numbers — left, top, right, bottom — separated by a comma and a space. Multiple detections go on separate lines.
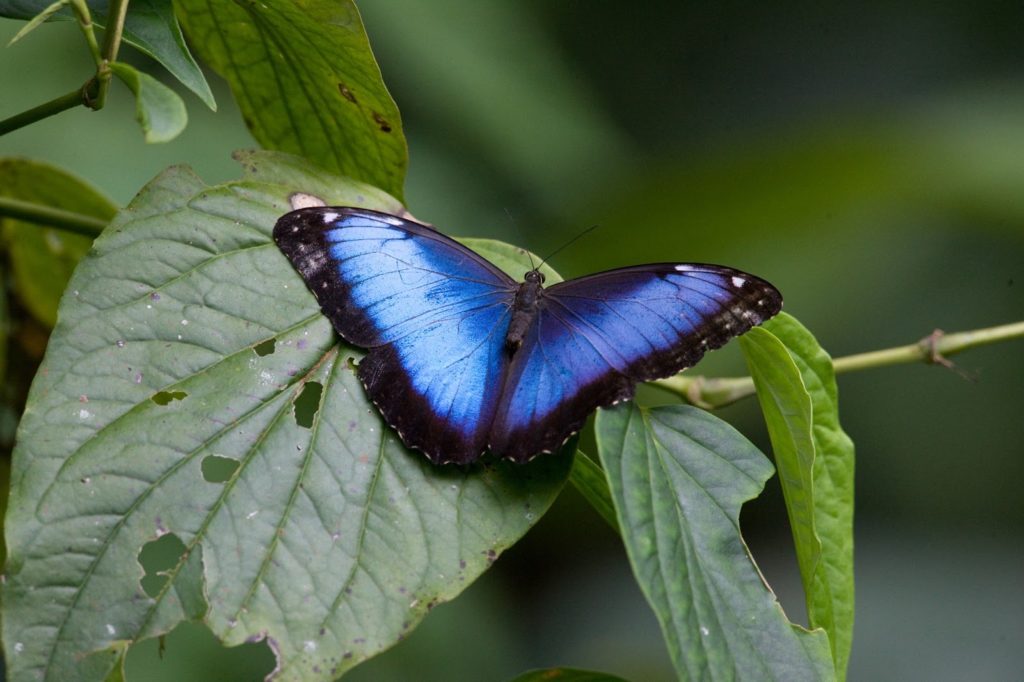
24, 0, 1024, 680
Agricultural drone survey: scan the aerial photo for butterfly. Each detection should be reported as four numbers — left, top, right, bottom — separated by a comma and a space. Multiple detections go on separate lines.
273, 207, 782, 465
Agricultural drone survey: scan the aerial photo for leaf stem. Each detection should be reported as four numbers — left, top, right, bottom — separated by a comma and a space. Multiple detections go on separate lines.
92, 0, 130, 109
657, 321, 1024, 408
0, 87, 90, 136
68, 0, 102, 66
0, 197, 107, 237
99, 0, 130, 63
0, 0, 130, 136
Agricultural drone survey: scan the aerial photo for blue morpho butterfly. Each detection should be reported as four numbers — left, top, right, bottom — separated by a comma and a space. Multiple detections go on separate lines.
273, 206, 782, 465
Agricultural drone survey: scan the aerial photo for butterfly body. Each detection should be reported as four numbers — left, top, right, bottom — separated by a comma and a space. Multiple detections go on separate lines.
506, 271, 545, 351
274, 207, 782, 465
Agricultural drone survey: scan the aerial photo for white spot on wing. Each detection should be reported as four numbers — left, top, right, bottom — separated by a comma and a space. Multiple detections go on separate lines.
731, 276, 746, 287
321, 212, 339, 223
675, 264, 697, 272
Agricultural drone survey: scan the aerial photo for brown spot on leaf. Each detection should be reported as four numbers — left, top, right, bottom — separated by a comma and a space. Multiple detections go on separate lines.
338, 83, 357, 103
372, 111, 392, 133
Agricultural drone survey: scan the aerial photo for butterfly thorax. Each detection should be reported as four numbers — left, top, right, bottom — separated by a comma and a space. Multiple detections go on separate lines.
506, 270, 546, 353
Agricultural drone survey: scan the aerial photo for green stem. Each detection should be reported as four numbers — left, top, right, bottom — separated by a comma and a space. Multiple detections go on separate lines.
0, 0, 109, 134
68, 0, 102, 66
100, 0, 130, 63
0, 197, 107, 237
91, 0, 131, 108
657, 321, 1024, 408
0, 88, 88, 136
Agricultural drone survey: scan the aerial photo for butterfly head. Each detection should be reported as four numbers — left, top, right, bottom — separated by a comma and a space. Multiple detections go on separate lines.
524, 270, 545, 285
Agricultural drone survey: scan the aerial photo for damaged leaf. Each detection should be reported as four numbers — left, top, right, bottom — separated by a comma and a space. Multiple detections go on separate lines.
1, 151, 572, 681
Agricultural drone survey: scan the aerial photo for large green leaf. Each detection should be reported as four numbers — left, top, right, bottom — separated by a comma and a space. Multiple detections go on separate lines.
1, 151, 571, 681
0, 0, 216, 108
741, 314, 855, 679
595, 403, 833, 681
0, 158, 117, 327
176, 0, 408, 201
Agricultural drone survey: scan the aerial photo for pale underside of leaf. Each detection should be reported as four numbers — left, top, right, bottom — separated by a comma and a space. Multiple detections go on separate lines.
1, 151, 571, 681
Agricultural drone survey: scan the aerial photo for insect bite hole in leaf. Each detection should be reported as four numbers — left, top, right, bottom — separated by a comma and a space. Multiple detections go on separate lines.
151, 390, 188, 405
253, 338, 277, 356
125, 622, 277, 680
138, 533, 188, 598
202, 455, 240, 483
294, 381, 324, 428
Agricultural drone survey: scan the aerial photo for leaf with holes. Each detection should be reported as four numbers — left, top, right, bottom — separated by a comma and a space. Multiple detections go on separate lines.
1, 150, 572, 681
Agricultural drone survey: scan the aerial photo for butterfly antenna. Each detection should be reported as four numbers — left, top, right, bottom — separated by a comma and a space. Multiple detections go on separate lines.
504, 207, 539, 271
537, 224, 599, 270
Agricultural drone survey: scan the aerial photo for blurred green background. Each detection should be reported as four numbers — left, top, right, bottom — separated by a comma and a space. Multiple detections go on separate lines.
3, 1, 1023, 680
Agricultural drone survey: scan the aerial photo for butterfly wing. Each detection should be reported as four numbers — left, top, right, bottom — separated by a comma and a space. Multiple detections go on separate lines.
488, 264, 782, 461
274, 207, 518, 464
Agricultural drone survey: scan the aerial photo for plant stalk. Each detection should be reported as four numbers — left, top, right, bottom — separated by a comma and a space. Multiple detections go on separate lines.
0, 197, 107, 237
68, 0, 102, 66
0, 88, 88, 136
0, 0, 122, 134
99, 0, 130, 63
657, 321, 1024, 408
88, 0, 131, 109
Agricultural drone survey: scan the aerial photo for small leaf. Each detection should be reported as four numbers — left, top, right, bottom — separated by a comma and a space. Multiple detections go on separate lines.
0, 158, 117, 327
596, 403, 834, 681
176, 0, 408, 200
5, 0, 66, 45
508, 668, 631, 682
1, 151, 571, 681
743, 313, 855, 679
109, 61, 188, 143
1, 0, 216, 108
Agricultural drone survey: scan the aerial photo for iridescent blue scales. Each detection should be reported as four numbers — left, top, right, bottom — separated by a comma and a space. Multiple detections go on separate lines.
273, 207, 782, 464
